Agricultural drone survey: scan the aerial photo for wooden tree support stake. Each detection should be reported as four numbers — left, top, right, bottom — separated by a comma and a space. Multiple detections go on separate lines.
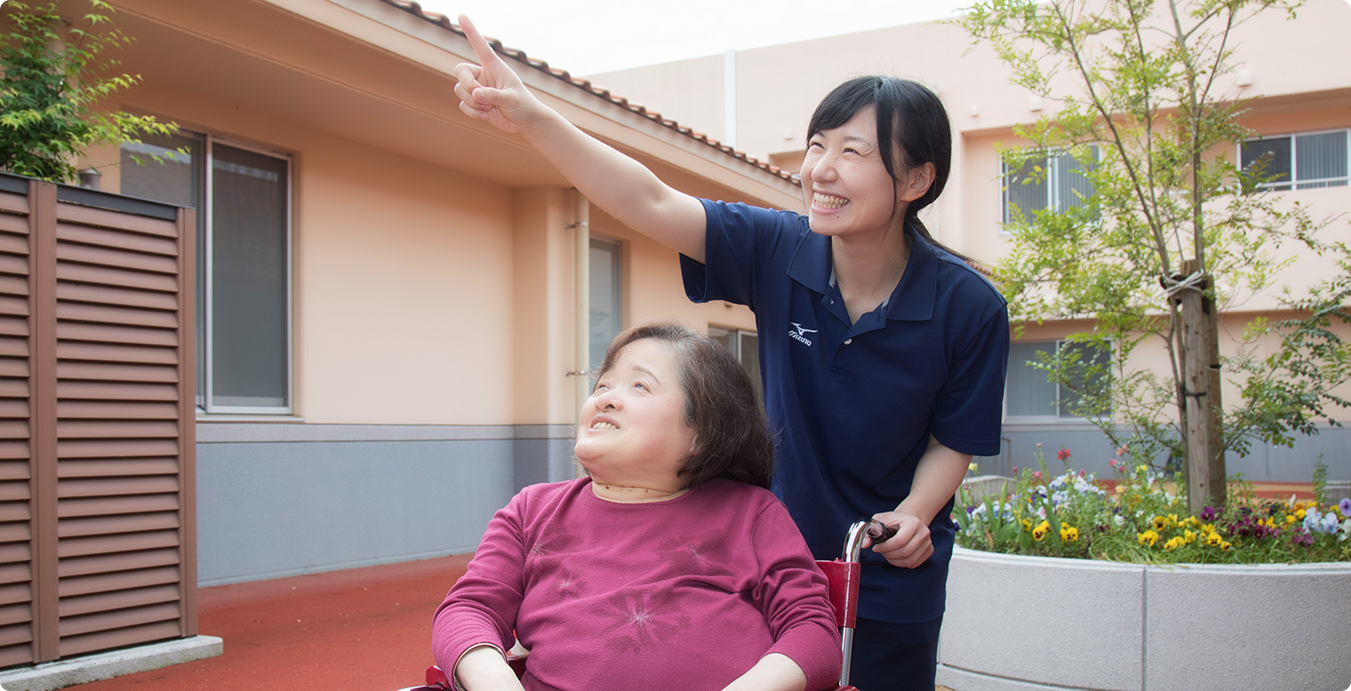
1178, 259, 1226, 513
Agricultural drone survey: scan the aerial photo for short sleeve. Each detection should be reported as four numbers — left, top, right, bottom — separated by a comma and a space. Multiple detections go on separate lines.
681, 199, 805, 311
930, 301, 1009, 457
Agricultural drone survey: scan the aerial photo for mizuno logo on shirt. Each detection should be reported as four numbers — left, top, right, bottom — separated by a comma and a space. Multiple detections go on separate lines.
789, 322, 816, 347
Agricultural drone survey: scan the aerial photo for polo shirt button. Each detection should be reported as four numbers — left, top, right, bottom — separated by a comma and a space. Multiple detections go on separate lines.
844, 339, 852, 345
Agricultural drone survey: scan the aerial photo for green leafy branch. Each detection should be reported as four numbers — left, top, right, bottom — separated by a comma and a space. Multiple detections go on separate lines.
0, 0, 177, 182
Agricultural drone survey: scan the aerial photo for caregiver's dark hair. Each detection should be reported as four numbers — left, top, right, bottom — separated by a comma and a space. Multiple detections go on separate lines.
594, 322, 774, 489
808, 76, 965, 258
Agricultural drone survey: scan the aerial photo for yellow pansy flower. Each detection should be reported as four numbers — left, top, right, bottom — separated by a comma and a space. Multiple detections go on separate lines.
1032, 520, 1049, 541
1206, 531, 1222, 546
1060, 524, 1079, 542
1164, 537, 1184, 551
1138, 530, 1158, 547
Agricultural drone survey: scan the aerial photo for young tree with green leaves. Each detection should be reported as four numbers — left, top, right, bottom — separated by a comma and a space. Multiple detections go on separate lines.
0, 0, 175, 183
960, 0, 1349, 512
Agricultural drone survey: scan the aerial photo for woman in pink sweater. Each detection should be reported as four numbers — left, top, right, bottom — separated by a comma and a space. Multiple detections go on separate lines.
433, 323, 842, 691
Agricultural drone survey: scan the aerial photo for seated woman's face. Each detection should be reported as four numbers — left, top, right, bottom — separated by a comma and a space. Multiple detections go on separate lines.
575, 338, 695, 489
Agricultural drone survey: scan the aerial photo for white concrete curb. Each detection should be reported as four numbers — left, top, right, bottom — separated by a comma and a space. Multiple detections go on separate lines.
0, 636, 223, 691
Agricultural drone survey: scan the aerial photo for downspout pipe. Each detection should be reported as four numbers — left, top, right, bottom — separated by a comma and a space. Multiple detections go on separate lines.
573, 191, 590, 416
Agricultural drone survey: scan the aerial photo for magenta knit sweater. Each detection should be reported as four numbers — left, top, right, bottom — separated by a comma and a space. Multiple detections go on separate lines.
432, 478, 843, 691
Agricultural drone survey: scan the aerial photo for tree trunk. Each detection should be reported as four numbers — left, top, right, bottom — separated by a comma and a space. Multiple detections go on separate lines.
1179, 259, 1226, 513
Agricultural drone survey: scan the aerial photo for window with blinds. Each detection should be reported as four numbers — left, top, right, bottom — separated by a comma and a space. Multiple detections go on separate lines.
1005, 339, 1112, 420
1001, 148, 1099, 225
1241, 130, 1350, 191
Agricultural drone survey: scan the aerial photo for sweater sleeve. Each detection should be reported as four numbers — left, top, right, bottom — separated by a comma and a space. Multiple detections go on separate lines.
750, 500, 843, 690
431, 489, 531, 674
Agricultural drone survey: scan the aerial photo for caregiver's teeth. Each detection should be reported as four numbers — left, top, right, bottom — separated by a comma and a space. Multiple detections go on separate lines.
814, 193, 846, 209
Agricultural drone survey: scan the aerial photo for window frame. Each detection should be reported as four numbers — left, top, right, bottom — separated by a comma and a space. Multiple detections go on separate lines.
1238, 128, 1351, 191
588, 237, 623, 372
999, 147, 1099, 234
200, 135, 294, 415
1004, 338, 1113, 423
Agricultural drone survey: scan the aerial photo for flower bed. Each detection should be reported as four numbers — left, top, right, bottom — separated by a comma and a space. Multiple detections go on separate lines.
954, 449, 1351, 564
940, 449, 1351, 690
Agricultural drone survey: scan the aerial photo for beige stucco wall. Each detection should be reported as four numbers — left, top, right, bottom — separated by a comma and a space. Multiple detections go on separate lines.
296, 142, 517, 424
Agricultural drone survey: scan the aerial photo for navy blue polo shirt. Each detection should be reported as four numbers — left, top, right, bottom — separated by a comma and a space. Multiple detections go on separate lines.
681, 199, 1009, 623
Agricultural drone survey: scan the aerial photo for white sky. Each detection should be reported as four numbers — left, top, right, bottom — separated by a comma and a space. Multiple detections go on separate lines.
414, 0, 969, 76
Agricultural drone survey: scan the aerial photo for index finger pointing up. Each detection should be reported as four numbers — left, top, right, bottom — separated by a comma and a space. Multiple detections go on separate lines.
458, 14, 504, 69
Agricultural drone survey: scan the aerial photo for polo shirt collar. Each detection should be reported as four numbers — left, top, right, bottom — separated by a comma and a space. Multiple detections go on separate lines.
787, 224, 938, 322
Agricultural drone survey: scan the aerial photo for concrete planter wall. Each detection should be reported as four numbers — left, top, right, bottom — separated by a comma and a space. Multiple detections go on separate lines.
937, 546, 1351, 691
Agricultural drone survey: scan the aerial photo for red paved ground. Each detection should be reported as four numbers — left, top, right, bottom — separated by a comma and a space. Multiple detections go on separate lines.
73, 554, 471, 691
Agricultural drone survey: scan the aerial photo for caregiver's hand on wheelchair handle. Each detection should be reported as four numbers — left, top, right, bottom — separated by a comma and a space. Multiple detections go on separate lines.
862, 511, 933, 569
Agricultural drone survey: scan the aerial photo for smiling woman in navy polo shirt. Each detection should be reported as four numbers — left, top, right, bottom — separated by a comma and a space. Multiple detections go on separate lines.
454, 15, 1008, 691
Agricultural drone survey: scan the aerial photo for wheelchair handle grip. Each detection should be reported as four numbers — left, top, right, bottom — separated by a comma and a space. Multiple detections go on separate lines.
866, 519, 899, 542
843, 518, 900, 562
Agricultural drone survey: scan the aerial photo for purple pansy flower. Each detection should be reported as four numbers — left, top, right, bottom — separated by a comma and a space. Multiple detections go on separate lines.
1340, 497, 1351, 517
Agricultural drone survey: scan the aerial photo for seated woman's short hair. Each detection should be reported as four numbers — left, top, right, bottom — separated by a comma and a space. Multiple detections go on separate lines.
595, 322, 775, 489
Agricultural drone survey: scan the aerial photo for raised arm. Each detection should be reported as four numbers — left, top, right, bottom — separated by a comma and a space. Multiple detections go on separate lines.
453, 15, 708, 262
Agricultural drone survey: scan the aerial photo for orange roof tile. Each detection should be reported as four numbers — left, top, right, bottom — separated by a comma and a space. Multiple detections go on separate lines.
378, 0, 798, 185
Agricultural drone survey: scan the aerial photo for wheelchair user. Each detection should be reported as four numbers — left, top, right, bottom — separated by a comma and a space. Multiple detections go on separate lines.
433, 322, 842, 691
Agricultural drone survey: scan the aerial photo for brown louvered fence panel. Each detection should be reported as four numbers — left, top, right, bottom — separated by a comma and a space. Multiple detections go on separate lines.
51, 185, 194, 662
0, 174, 195, 669
0, 182, 35, 667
